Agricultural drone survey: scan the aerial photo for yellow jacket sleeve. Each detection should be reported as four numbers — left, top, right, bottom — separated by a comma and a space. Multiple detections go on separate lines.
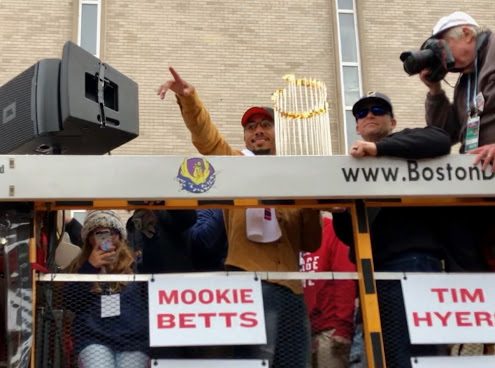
176, 91, 241, 156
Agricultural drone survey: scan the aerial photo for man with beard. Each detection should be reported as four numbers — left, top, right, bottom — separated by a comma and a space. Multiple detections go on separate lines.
158, 67, 321, 368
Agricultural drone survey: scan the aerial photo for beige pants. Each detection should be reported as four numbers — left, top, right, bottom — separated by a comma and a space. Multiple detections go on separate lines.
312, 329, 351, 368
452, 344, 495, 355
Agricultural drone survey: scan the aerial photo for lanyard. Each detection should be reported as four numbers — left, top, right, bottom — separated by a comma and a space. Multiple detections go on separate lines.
466, 57, 479, 117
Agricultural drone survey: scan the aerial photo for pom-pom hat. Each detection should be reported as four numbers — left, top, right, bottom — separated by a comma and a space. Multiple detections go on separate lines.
81, 210, 126, 243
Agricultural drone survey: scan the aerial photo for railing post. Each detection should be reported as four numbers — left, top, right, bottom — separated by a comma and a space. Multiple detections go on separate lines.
350, 199, 386, 368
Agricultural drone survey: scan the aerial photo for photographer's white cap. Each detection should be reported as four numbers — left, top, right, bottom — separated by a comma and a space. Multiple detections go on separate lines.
432, 11, 479, 37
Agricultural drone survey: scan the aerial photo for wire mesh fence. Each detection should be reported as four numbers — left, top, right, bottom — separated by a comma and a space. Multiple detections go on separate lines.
30, 273, 495, 368
35, 279, 150, 368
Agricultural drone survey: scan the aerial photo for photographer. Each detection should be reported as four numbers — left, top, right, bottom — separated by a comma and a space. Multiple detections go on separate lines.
404, 11, 495, 274
417, 12, 495, 170
400, 11, 495, 289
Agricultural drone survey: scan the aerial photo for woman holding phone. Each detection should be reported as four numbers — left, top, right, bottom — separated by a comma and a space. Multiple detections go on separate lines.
65, 210, 149, 368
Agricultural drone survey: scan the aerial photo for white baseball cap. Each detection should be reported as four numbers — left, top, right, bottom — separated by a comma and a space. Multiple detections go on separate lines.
431, 11, 479, 37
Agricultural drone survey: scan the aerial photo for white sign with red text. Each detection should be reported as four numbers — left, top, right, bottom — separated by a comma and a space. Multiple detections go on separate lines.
411, 356, 495, 367
401, 274, 495, 343
148, 274, 266, 347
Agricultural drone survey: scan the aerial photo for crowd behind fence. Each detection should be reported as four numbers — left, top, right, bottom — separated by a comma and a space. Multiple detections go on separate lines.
33, 271, 493, 368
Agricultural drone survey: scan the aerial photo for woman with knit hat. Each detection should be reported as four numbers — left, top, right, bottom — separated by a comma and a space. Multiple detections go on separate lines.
65, 210, 149, 368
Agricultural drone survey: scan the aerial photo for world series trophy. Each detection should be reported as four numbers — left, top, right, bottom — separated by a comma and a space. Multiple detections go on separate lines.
272, 74, 332, 156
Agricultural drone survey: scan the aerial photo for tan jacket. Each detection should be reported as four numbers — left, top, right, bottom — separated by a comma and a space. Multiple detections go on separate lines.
177, 91, 321, 293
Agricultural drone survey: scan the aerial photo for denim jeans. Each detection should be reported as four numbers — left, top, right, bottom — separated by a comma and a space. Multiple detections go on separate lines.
78, 344, 149, 368
233, 281, 311, 367
349, 318, 367, 368
377, 252, 444, 368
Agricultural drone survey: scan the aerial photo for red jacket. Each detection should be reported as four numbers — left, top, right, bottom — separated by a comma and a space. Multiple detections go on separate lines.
301, 217, 356, 339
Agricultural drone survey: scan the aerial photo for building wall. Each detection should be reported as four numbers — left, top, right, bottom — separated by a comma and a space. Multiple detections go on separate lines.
1, 0, 342, 155
1, 1, 73, 80
1, 1, 494, 155
105, 0, 341, 155
356, 1, 495, 131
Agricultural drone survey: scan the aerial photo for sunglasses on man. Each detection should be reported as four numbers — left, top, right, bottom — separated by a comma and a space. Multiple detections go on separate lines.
354, 106, 390, 120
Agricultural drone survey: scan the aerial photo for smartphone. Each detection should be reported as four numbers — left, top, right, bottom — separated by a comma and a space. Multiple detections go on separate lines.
94, 230, 113, 252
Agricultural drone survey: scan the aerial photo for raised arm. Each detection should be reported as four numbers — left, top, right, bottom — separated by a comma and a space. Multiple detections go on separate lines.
157, 66, 196, 99
420, 70, 461, 144
158, 67, 239, 156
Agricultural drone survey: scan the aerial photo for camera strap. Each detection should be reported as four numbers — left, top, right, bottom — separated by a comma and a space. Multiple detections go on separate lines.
466, 32, 491, 116
475, 31, 490, 56
465, 58, 478, 117
464, 58, 480, 151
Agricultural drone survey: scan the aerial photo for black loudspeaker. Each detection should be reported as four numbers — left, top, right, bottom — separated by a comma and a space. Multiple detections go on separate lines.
0, 41, 138, 154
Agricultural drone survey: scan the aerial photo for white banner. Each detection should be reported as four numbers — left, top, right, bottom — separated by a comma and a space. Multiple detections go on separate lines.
2, 154, 495, 201
154, 360, 267, 368
411, 356, 495, 367
402, 274, 495, 343
148, 274, 266, 346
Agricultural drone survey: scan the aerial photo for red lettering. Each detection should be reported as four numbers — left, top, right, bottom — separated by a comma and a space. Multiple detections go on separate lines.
179, 313, 196, 328
431, 288, 485, 303
198, 290, 214, 304
157, 313, 175, 328
219, 312, 237, 327
455, 311, 473, 327
157, 311, 263, 329
431, 288, 448, 302
160, 288, 258, 304
181, 289, 196, 304
452, 288, 458, 303
474, 311, 494, 327
460, 288, 485, 303
240, 312, 258, 327
232, 289, 239, 303
240, 289, 254, 303
158, 290, 178, 304
413, 312, 432, 327
197, 313, 216, 327
433, 311, 451, 326
406, 311, 495, 328
216, 289, 231, 304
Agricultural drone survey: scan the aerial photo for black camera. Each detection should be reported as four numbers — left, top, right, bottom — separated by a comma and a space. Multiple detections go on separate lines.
400, 38, 455, 82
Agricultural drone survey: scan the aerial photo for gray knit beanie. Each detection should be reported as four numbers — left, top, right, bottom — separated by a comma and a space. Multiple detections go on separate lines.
81, 210, 127, 243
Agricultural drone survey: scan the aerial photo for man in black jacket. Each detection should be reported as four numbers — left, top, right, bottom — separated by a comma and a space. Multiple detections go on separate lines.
333, 92, 451, 368
127, 210, 197, 274
349, 92, 451, 159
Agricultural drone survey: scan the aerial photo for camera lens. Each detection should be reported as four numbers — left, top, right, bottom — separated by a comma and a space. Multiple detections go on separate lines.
400, 49, 435, 75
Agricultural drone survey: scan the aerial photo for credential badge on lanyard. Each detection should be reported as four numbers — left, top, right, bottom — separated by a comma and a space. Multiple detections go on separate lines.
464, 64, 480, 151
101, 293, 121, 318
